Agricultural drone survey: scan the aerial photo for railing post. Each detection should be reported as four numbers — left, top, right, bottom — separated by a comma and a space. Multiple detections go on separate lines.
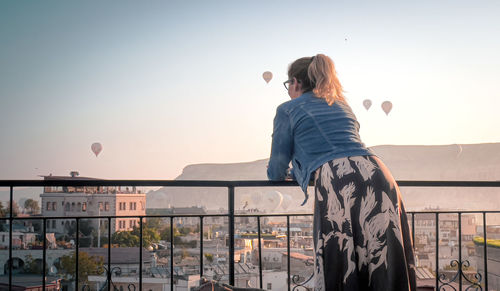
108, 217, 111, 291
458, 212, 462, 289
200, 216, 204, 278
286, 215, 291, 291
76, 218, 80, 290
228, 186, 235, 286
42, 218, 47, 290
170, 216, 174, 291
8, 186, 13, 290
435, 213, 439, 290
139, 216, 143, 291
257, 216, 262, 289
483, 212, 488, 291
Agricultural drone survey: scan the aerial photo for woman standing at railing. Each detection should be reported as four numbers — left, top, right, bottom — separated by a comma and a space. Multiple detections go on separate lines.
267, 54, 416, 291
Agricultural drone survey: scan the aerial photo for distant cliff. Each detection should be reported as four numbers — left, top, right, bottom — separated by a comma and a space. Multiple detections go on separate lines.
146, 143, 500, 211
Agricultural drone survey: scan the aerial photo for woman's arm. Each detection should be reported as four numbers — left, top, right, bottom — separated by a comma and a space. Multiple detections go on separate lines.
267, 105, 293, 180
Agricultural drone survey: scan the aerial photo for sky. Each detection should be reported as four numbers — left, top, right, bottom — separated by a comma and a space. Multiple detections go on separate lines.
1, 0, 500, 180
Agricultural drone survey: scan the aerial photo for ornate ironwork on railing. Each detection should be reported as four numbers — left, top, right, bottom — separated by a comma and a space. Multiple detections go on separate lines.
0, 179, 499, 291
437, 259, 483, 291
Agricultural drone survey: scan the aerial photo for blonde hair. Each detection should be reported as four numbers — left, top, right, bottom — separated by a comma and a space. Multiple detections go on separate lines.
288, 54, 345, 105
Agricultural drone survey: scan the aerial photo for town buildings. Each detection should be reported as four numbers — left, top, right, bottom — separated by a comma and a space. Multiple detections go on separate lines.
40, 172, 146, 235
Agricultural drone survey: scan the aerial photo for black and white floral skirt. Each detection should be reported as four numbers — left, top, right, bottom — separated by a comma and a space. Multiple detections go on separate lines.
313, 155, 416, 291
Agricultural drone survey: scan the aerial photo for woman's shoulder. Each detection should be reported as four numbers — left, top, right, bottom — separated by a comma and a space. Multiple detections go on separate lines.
277, 98, 300, 113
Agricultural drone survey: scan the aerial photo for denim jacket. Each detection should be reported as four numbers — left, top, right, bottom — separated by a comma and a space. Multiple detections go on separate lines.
267, 91, 374, 205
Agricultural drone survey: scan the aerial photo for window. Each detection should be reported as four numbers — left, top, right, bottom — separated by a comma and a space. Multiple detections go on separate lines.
129, 220, 133, 228
99, 202, 103, 211
82, 202, 87, 212
46, 220, 50, 228
52, 202, 57, 211
105, 202, 110, 211
267, 283, 272, 290
71, 202, 75, 211
47, 202, 51, 211
77, 202, 81, 212
52, 220, 56, 229
134, 202, 137, 210
65, 203, 70, 211
130, 202, 133, 210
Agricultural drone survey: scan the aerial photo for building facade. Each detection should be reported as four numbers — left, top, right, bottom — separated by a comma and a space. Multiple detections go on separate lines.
40, 172, 146, 235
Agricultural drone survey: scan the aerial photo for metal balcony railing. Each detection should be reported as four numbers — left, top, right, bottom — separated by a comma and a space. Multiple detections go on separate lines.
0, 179, 499, 291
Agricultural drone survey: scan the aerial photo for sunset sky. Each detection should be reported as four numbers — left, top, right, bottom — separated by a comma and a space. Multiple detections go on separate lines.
1, 0, 499, 180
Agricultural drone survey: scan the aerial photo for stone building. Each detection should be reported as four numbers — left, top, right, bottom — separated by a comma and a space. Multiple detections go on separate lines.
40, 172, 146, 235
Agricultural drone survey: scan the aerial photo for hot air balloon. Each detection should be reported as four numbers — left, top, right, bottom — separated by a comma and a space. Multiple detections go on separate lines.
265, 191, 283, 211
91, 142, 102, 157
363, 99, 372, 110
455, 144, 463, 158
251, 192, 263, 205
281, 194, 292, 210
381, 101, 392, 115
262, 71, 273, 83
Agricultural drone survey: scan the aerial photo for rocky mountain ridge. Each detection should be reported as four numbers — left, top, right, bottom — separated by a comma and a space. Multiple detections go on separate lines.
146, 143, 500, 212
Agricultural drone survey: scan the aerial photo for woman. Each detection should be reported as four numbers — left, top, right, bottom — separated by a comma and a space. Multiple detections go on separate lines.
267, 54, 416, 291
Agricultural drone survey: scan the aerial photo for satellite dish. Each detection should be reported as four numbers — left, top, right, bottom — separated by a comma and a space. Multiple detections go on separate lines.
363, 99, 372, 110
262, 71, 273, 83
91, 142, 103, 157
381, 101, 392, 115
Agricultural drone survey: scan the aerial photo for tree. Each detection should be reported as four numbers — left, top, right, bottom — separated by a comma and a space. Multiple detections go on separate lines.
55, 251, 104, 285
111, 231, 139, 247
204, 253, 214, 263
24, 199, 40, 214
145, 217, 162, 229
5, 201, 19, 217
111, 226, 160, 249
160, 225, 180, 242
0, 202, 19, 231
132, 226, 160, 248
24, 254, 45, 274
64, 219, 93, 238
79, 219, 93, 236
0, 202, 6, 217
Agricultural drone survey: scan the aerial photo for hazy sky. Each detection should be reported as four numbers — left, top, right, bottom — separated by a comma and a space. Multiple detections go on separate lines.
1, 0, 500, 180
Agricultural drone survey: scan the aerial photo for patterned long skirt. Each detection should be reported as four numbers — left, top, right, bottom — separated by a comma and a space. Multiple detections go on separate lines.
312, 155, 416, 291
